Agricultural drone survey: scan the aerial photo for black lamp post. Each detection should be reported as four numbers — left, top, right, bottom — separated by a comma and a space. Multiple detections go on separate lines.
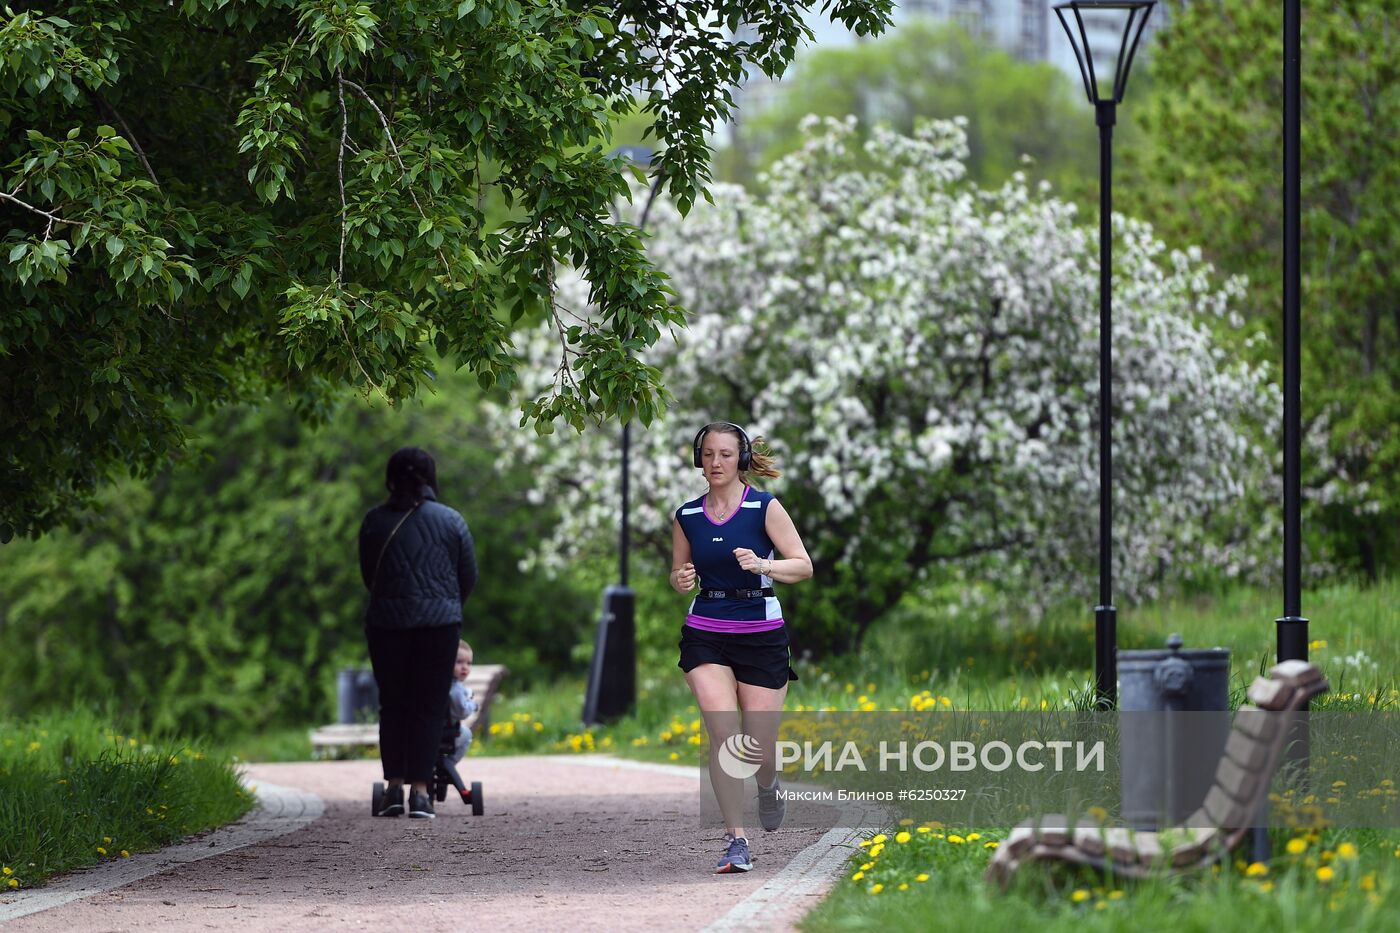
1054, 0, 1155, 710
582, 145, 658, 726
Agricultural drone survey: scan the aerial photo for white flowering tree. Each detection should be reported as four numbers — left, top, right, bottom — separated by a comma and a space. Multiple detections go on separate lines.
488, 116, 1278, 656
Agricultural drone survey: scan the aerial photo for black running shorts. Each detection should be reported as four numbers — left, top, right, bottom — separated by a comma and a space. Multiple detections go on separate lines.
677, 624, 799, 689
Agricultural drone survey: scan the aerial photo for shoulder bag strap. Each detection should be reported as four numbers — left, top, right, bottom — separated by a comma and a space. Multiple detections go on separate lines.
370, 504, 420, 595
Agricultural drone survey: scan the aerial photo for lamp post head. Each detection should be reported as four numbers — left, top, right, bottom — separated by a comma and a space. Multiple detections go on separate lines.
1054, 0, 1156, 106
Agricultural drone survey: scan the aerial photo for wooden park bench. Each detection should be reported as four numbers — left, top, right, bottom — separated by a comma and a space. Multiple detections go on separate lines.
309, 663, 509, 754
985, 659, 1329, 888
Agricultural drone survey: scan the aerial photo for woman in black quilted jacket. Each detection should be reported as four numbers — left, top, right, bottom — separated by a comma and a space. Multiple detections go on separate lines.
358, 446, 478, 819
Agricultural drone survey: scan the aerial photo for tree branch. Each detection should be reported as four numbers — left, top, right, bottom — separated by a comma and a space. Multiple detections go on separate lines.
0, 191, 90, 230
339, 76, 453, 281
89, 91, 161, 190
336, 70, 348, 280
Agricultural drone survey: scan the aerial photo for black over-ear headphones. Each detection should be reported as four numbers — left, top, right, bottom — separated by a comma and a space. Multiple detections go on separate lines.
693, 422, 753, 471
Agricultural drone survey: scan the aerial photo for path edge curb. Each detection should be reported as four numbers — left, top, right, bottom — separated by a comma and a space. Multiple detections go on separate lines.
0, 778, 324, 923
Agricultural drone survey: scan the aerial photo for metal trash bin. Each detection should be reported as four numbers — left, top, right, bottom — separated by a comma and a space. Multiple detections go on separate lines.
1118, 634, 1230, 830
337, 668, 380, 724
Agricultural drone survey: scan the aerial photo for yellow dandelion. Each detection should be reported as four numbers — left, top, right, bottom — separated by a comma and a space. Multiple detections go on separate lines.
1286, 837, 1308, 855
915, 873, 930, 882
870, 844, 885, 857
7, 879, 17, 889
869, 884, 883, 894
860, 862, 874, 871
948, 835, 965, 844
1337, 842, 1358, 859
1071, 889, 1090, 903
1259, 881, 1275, 893
967, 832, 981, 841
871, 833, 887, 844
916, 826, 931, 834
1, 867, 10, 876
120, 850, 130, 858
851, 871, 865, 882
1245, 862, 1269, 877
669, 752, 679, 761
1360, 873, 1376, 892
895, 832, 911, 844
1108, 890, 1124, 900
1316, 866, 1335, 882
985, 841, 998, 849
103, 836, 112, 844
96, 847, 107, 856
898, 883, 909, 891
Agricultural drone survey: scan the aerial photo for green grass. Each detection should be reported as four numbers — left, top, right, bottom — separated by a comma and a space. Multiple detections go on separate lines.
223, 725, 316, 765
799, 824, 1400, 932
0, 707, 253, 891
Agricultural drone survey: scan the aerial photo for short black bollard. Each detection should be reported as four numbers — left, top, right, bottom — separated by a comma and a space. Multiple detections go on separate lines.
582, 585, 636, 725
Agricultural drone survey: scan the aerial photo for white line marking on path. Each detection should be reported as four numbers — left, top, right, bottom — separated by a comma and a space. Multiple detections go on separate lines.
0, 779, 324, 923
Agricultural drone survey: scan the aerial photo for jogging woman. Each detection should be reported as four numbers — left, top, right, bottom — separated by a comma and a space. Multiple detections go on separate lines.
670, 422, 813, 873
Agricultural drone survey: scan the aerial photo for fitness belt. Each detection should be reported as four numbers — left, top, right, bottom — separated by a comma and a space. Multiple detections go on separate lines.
699, 588, 775, 600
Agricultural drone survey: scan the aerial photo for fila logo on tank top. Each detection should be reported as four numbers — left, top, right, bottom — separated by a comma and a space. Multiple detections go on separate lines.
676, 484, 784, 633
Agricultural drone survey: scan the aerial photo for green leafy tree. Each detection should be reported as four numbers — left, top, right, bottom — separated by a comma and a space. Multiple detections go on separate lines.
0, 0, 894, 541
1124, 0, 1399, 578
722, 19, 1097, 191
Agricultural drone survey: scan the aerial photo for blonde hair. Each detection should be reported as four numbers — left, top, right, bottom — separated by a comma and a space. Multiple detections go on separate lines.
704, 422, 782, 480
458, 639, 473, 662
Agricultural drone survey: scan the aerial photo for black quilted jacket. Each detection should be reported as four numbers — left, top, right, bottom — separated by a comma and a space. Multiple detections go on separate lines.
358, 487, 478, 630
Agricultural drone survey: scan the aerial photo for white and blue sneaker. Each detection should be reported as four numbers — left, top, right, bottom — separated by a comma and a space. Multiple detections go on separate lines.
716, 833, 754, 873
757, 777, 785, 831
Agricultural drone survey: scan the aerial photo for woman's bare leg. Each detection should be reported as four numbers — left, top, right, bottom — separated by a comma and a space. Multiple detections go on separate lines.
737, 680, 788, 789
685, 663, 748, 838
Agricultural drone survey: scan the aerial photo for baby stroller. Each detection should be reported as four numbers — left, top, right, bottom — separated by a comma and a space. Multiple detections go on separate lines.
372, 703, 484, 816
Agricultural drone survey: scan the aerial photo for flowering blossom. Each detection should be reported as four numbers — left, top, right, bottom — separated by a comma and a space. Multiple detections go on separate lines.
487, 117, 1278, 648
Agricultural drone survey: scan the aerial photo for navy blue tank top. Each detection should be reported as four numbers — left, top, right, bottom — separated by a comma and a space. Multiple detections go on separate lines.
675, 485, 784, 632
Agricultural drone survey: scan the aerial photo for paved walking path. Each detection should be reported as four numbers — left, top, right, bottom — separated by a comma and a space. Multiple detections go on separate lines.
0, 755, 867, 932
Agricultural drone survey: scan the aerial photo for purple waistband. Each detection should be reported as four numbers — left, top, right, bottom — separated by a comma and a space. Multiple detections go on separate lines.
685, 614, 785, 634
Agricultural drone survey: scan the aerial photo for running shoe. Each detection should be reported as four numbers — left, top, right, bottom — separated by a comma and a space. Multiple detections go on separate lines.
408, 790, 436, 819
715, 833, 754, 873
757, 777, 785, 831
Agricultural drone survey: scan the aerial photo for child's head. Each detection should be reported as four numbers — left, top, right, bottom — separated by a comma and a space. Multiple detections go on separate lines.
455, 639, 473, 682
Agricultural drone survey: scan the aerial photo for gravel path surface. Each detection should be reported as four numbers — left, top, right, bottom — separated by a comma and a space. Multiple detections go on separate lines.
2, 756, 863, 932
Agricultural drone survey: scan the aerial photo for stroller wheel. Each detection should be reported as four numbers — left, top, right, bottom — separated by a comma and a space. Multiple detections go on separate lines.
371, 781, 385, 816
470, 781, 484, 816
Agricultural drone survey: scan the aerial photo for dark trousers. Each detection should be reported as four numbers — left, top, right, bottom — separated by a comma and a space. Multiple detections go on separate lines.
365, 623, 460, 784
